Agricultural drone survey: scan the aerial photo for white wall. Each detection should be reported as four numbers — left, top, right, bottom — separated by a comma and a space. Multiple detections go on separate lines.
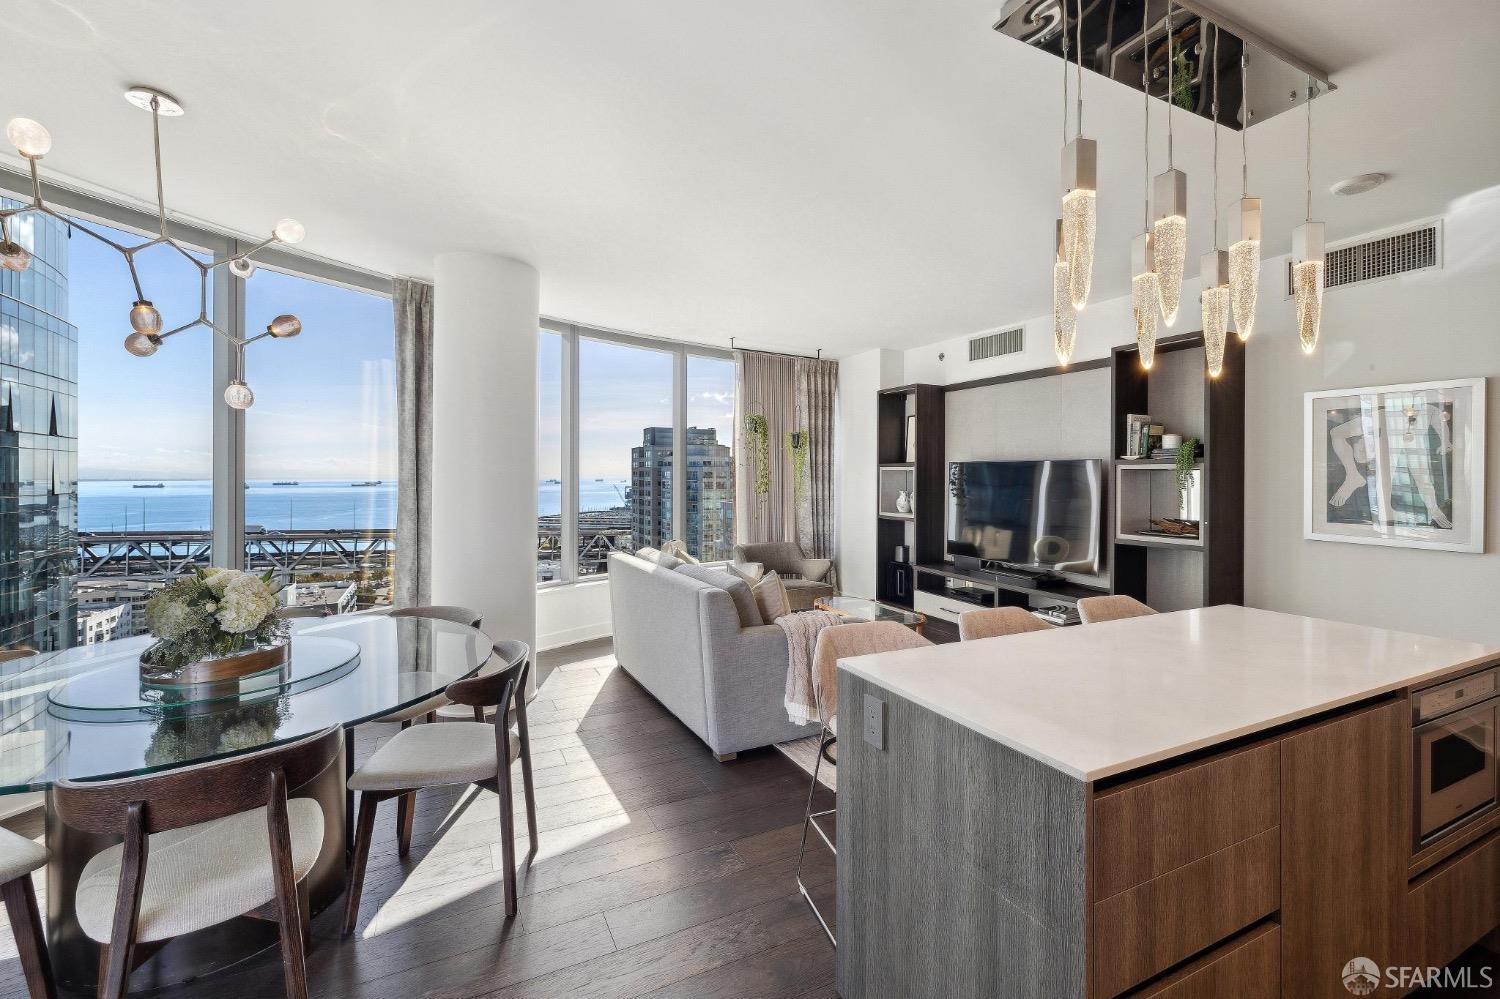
837, 349, 904, 598
537, 578, 613, 650
882, 198, 1500, 645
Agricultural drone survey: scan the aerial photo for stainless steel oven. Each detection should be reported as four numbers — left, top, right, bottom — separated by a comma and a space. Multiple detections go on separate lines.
1413, 665, 1499, 848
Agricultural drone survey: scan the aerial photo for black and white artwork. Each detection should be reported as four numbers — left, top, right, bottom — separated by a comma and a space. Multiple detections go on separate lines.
1305, 378, 1485, 551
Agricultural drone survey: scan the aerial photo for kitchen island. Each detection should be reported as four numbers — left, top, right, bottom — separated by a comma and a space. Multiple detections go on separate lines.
835, 605, 1500, 998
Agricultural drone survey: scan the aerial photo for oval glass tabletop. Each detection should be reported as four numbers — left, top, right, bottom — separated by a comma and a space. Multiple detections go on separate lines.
0, 614, 492, 794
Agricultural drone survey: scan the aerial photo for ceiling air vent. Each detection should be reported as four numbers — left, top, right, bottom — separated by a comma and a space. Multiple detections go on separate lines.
1286, 220, 1440, 296
969, 326, 1024, 362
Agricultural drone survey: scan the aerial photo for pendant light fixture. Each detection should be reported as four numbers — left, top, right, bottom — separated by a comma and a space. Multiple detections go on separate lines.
1199, 23, 1230, 379
1228, 51, 1261, 341
1151, 2, 1188, 326
1130, 0, 1159, 369
1059, 0, 1096, 312
1054, 219, 1077, 365
1291, 77, 1325, 354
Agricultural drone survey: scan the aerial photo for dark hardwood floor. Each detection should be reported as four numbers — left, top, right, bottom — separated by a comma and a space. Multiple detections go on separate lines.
0, 638, 836, 998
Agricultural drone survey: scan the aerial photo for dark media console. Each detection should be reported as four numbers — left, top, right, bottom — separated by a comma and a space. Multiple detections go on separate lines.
950, 554, 1063, 590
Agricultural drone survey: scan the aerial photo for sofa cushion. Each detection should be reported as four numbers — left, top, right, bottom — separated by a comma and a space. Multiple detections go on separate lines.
660, 540, 701, 565
726, 561, 764, 585
675, 564, 763, 628
752, 571, 792, 622
635, 546, 683, 570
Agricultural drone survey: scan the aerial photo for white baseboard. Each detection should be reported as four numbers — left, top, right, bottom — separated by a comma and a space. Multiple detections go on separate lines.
538, 622, 612, 652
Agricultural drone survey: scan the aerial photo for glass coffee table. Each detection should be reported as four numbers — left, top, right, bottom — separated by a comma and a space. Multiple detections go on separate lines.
813, 595, 927, 635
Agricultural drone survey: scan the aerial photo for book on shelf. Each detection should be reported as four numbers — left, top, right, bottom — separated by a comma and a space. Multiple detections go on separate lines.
1124, 414, 1150, 457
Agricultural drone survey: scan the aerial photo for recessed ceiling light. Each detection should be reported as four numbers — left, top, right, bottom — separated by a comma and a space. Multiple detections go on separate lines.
1330, 172, 1387, 196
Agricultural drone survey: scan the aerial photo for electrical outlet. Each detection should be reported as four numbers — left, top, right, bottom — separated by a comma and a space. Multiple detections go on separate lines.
863, 694, 885, 750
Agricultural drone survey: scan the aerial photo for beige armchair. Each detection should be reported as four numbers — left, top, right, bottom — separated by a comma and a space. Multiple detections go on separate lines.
733, 542, 835, 611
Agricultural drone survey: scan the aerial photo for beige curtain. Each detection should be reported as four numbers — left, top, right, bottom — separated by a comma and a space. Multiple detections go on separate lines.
735, 350, 839, 583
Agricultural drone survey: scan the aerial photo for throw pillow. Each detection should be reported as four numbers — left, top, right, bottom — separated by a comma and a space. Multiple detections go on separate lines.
660, 540, 701, 565
727, 561, 764, 585
674, 564, 763, 628
635, 547, 683, 570
751, 570, 792, 622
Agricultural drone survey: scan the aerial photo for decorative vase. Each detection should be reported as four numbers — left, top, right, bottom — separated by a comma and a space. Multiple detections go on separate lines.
895, 490, 912, 514
140, 639, 291, 689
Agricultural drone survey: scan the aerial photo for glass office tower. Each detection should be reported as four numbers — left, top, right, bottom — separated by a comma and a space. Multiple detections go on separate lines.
0, 201, 79, 652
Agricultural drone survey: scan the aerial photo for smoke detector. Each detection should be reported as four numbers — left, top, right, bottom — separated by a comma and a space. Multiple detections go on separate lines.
1330, 173, 1387, 196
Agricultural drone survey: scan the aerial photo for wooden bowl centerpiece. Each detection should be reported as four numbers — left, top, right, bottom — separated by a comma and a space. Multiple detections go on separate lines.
138, 568, 292, 688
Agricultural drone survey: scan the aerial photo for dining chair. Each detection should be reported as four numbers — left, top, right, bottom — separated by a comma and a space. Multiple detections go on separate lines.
958, 606, 1057, 641
798, 621, 933, 945
53, 726, 342, 999
1076, 594, 1157, 625
0, 827, 54, 998
344, 640, 536, 933
350, 605, 484, 857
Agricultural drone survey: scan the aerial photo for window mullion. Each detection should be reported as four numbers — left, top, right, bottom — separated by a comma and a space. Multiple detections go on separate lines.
211, 239, 245, 568
562, 326, 579, 582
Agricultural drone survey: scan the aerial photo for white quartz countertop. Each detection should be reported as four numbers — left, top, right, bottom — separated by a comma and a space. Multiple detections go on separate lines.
838, 605, 1497, 781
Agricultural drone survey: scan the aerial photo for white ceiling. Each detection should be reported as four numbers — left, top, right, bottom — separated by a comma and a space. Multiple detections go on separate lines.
6, 0, 1499, 356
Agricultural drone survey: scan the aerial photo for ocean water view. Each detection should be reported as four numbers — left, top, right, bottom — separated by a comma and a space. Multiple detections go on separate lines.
78, 478, 631, 532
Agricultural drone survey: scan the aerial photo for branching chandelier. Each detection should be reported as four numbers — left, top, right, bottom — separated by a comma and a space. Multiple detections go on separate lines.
0, 87, 305, 409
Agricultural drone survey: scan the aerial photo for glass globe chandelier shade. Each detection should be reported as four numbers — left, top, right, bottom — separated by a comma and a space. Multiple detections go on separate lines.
129, 300, 163, 335
1200, 250, 1231, 378
5, 117, 52, 158
1151, 170, 1188, 326
0, 241, 32, 273
124, 332, 161, 357
228, 255, 257, 279
1059, 137, 1097, 310
267, 314, 302, 338
273, 218, 305, 244
1130, 232, 1159, 370
224, 380, 256, 410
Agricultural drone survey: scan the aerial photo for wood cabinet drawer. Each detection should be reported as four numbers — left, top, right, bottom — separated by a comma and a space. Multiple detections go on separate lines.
1093, 828, 1280, 998
1093, 741, 1280, 899
1407, 831, 1500, 972
913, 590, 977, 625
1126, 923, 1280, 999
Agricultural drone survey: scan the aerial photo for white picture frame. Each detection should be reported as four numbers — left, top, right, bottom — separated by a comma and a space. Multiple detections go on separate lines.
1304, 377, 1486, 552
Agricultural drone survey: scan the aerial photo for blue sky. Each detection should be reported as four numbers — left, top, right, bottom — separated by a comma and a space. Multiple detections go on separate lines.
71, 216, 396, 480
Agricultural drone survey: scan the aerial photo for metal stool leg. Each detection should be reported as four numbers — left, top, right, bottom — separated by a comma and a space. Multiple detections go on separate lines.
796, 725, 837, 946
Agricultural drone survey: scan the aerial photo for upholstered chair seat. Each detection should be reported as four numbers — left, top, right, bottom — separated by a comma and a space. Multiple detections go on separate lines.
348, 722, 520, 792
958, 606, 1057, 641
74, 801, 324, 944
0, 826, 53, 999
0, 829, 47, 885
1076, 595, 1157, 625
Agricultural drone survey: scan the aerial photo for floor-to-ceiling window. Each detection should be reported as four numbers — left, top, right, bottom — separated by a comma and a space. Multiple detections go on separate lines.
539, 321, 733, 585
242, 267, 395, 611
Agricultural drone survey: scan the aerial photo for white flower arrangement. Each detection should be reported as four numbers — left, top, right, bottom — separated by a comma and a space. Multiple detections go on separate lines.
142, 568, 289, 672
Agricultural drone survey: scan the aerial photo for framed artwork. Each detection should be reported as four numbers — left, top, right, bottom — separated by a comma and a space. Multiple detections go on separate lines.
1304, 377, 1485, 552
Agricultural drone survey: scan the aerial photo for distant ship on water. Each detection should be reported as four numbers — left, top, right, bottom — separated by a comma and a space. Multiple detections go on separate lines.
133, 483, 164, 489
351, 480, 383, 487
272, 481, 299, 486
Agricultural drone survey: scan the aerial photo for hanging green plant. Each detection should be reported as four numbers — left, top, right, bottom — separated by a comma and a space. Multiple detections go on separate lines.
786, 430, 810, 505
745, 414, 770, 496
1171, 49, 1194, 111
1175, 436, 1201, 502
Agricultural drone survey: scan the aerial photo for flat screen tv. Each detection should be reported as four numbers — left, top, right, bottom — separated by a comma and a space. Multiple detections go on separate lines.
946, 459, 1104, 575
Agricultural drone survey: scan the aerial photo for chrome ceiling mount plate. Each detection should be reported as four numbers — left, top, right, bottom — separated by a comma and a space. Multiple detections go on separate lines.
994, 0, 1333, 130
123, 86, 185, 116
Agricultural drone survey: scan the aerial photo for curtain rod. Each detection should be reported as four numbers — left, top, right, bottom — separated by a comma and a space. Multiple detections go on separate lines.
729, 337, 825, 361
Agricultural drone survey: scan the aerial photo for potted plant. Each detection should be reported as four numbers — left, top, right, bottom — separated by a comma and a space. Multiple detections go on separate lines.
140, 568, 290, 686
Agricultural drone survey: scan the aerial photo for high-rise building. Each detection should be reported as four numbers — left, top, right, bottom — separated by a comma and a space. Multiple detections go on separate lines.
0, 202, 78, 653
630, 426, 733, 558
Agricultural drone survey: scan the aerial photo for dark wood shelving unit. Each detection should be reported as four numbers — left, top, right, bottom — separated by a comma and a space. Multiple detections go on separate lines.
876, 384, 944, 608
1109, 331, 1245, 608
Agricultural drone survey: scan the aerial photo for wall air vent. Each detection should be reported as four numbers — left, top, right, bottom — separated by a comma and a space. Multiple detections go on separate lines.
1286, 220, 1440, 296
969, 326, 1024, 362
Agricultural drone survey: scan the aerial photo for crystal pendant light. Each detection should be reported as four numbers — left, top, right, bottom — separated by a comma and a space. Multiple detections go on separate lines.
1199, 24, 1229, 379
1053, 220, 1077, 365
1059, 0, 1096, 310
1228, 53, 1261, 341
1151, 2, 1187, 326
1292, 78, 1325, 354
1130, 1, 1158, 370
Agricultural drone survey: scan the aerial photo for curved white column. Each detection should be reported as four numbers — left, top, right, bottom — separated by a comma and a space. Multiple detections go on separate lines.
432, 253, 539, 690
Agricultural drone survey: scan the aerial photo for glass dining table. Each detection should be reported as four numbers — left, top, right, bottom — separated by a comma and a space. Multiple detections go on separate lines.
0, 612, 493, 990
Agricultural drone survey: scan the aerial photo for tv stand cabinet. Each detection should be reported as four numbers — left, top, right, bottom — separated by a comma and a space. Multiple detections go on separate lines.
913, 562, 1103, 628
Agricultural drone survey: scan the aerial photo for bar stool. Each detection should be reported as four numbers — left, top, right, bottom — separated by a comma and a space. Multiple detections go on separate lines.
798, 621, 933, 945
1076, 595, 1157, 624
0, 828, 53, 998
958, 606, 1056, 641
